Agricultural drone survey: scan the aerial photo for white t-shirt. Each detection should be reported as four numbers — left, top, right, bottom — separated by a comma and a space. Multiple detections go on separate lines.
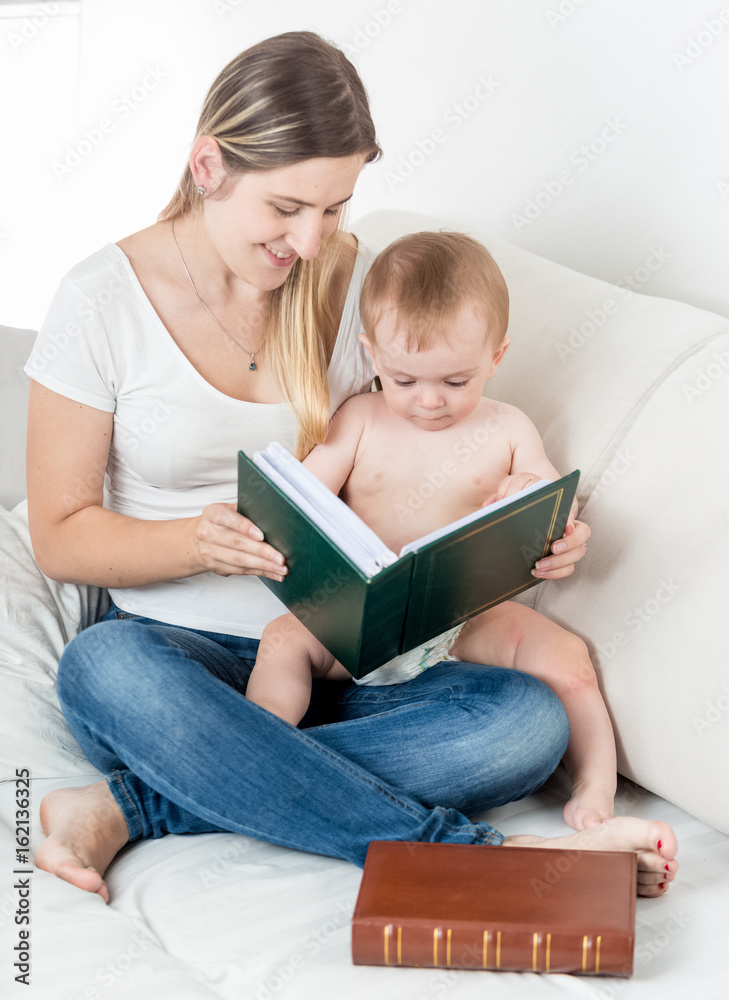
25, 237, 377, 637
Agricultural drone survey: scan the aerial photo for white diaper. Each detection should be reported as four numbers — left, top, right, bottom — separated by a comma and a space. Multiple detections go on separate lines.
354, 623, 465, 686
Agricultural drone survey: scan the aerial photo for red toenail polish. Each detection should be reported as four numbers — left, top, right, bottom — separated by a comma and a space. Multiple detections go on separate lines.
657, 840, 662, 850
659, 882, 665, 889
664, 864, 670, 871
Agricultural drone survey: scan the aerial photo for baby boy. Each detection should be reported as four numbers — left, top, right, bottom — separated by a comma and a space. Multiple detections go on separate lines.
246, 231, 616, 833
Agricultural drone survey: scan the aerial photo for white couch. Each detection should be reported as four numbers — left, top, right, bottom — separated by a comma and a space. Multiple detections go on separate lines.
1, 210, 728, 1000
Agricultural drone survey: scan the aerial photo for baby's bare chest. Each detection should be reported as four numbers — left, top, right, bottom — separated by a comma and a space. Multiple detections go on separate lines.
342, 419, 513, 551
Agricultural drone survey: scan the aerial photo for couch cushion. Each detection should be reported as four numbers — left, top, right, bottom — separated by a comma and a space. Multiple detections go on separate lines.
353, 211, 729, 834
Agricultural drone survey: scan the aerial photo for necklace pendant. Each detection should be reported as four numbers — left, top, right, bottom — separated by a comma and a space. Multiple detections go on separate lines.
249, 358, 257, 372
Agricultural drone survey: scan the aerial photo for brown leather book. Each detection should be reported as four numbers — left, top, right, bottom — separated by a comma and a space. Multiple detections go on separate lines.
351, 842, 636, 976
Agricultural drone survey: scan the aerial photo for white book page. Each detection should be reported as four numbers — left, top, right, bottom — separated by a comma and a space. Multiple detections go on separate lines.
398, 479, 552, 557
252, 443, 398, 577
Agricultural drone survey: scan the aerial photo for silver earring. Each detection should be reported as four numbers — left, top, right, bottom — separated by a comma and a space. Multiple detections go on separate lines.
196, 185, 206, 195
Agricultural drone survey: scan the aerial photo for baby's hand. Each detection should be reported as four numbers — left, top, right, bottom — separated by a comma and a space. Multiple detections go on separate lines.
482, 473, 543, 508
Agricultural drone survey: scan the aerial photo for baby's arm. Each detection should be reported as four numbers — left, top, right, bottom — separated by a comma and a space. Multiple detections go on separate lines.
483, 408, 578, 523
302, 394, 371, 494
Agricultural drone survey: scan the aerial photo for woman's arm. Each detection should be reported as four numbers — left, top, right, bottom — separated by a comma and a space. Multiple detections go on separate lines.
26, 382, 287, 586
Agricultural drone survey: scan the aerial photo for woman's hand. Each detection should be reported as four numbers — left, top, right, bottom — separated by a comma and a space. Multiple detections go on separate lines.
191, 503, 288, 581
482, 474, 589, 581
531, 517, 590, 580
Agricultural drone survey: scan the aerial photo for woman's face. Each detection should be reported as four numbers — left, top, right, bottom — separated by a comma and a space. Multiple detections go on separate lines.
202, 154, 366, 291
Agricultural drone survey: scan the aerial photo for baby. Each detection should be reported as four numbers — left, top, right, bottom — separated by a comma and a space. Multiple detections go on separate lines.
246, 231, 616, 833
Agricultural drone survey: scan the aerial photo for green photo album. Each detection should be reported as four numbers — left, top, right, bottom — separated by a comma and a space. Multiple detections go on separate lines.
238, 443, 579, 679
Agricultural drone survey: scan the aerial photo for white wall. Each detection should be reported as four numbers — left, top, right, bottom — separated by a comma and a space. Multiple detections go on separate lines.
2, 0, 728, 329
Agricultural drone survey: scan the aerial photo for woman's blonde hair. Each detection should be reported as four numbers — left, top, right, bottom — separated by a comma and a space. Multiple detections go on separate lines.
159, 32, 381, 457
360, 231, 509, 350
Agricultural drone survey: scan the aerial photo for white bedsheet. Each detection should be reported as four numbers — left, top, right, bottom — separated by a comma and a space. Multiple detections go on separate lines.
2, 771, 727, 1000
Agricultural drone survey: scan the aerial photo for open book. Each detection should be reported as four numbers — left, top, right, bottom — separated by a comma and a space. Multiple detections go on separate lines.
238, 443, 579, 678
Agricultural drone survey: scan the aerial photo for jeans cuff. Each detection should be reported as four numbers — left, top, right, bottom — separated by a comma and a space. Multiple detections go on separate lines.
106, 770, 145, 842
477, 826, 506, 846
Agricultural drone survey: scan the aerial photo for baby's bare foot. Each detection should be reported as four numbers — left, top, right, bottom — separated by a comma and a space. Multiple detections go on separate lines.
563, 783, 614, 832
35, 781, 129, 904
502, 816, 678, 898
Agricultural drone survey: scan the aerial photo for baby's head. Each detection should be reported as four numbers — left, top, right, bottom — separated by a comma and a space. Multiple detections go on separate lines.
359, 231, 510, 430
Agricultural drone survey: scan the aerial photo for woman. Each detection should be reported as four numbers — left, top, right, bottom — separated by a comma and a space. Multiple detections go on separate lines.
27, 31, 677, 903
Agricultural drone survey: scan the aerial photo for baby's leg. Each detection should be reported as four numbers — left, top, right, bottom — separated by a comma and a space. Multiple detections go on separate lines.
450, 602, 617, 832
247, 614, 347, 726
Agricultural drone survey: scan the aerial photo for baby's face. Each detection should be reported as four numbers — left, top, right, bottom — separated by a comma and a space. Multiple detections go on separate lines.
364, 303, 507, 432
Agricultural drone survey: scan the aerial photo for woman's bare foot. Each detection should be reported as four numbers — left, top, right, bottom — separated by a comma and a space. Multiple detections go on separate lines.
502, 816, 678, 898
563, 782, 614, 832
35, 781, 130, 904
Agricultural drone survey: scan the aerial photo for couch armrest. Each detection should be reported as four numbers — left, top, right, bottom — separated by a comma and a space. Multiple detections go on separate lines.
1, 325, 36, 511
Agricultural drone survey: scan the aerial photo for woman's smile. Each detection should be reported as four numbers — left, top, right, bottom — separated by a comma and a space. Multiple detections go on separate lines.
261, 242, 297, 267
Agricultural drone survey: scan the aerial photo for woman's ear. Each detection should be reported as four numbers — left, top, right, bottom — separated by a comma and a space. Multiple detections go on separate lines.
189, 135, 229, 195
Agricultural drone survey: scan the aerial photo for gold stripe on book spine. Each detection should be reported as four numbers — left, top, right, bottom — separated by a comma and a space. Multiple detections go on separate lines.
595, 935, 601, 974
383, 924, 391, 965
448, 489, 565, 611
546, 933, 551, 973
433, 927, 441, 966
446, 929, 452, 967
532, 932, 538, 971
496, 930, 502, 969
543, 488, 564, 557
582, 935, 588, 972
482, 930, 489, 968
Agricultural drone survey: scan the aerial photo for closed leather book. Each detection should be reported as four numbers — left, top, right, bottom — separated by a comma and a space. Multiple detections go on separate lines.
351, 842, 636, 976
238, 451, 578, 679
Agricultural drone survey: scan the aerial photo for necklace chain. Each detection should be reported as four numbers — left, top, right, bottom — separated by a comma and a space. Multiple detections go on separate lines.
171, 219, 260, 372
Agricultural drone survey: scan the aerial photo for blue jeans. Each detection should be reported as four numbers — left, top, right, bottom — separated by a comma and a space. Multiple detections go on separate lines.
56, 603, 569, 867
